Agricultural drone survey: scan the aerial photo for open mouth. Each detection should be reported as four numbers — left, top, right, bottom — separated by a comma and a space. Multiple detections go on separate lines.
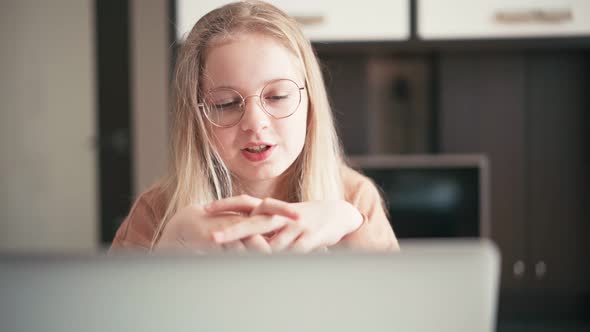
243, 145, 272, 153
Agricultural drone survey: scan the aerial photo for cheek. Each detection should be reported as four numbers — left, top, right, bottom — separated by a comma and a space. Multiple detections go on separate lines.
210, 128, 237, 158
289, 105, 308, 149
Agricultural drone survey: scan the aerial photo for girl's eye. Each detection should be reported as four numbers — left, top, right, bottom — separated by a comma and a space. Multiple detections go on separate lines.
214, 100, 241, 110
265, 94, 289, 101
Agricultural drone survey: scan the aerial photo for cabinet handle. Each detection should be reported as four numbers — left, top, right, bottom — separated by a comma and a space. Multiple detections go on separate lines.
513, 260, 525, 278
292, 15, 325, 27
494, 8, 572, 24
535, 261, 547, 279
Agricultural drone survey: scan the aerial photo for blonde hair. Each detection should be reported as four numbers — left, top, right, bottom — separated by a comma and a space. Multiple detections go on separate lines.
151, 0, 344, 247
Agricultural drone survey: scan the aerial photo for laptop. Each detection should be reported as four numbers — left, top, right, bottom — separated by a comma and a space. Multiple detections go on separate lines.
0, 239, 500, 332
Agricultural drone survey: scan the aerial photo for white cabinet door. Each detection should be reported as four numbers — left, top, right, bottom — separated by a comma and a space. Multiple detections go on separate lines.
418, 0, 590, 39
177, 0, 409, 42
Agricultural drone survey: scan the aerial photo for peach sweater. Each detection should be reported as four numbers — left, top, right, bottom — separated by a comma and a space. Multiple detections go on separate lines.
110, 166, 398, 251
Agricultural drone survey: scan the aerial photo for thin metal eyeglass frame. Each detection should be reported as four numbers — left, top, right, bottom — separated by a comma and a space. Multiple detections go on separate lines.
197, 78, 306, 128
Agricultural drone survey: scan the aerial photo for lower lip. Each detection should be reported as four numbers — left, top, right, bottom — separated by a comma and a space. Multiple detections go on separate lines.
241, 145, 276, 162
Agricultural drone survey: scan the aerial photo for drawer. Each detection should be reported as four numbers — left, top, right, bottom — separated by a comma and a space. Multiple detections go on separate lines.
177, 0, 410, 42
418, 0, 590, 39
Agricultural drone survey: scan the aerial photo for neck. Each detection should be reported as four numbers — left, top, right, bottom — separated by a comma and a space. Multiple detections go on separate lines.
239, 178, 280, 199
234, 159, 300, 202
235, 171, 294, 202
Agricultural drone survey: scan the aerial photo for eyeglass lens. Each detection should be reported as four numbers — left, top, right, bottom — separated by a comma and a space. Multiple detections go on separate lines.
203, 79, 302, 127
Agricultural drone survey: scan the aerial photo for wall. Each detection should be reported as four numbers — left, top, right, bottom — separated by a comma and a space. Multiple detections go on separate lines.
0, 0, 97, 251
130, 0, 169, 195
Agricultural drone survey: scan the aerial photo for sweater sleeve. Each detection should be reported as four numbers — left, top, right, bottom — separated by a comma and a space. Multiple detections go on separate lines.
340, 169, 399, 251
109, 190, 162, 252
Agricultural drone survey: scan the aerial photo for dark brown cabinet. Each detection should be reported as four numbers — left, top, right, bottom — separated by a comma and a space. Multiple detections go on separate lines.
319, 47, 589, 327
163, 3, 590, 327
438, 51, 590, 319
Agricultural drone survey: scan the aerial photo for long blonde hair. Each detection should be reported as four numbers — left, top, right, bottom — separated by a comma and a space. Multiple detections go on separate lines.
151, 1, 344, 247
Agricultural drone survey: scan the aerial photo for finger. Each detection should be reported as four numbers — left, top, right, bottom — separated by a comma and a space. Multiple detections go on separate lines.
250, 198, 300, 220
269, 223, 302, 252
212, 215, 290, 244
242, 235, 272, 254
314, 246, 329, 253
289, 232, 320, 254
222, 240, 247, 253
204, 195, 261, 215
158, 232, 224, 253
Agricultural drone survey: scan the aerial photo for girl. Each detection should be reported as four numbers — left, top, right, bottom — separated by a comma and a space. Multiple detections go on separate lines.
111, 0, 398, 253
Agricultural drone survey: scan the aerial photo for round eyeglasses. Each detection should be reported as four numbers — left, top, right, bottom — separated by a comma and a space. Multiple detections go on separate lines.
198, 78, 306, 128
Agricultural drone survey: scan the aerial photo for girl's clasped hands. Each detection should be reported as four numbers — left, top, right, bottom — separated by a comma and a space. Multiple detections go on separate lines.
156, 195, 362, 254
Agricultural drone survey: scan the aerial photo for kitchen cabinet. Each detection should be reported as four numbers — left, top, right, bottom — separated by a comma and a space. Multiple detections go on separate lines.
438, 53, 528, 291
319, 49, 590, 323
418, 0, 590, 40
438, 51, 590, 319
175, 0, 410, 42
526, 54, 589, 299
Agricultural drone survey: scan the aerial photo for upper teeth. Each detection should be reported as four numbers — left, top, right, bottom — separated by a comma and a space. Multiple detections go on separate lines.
246, 145, 268, 152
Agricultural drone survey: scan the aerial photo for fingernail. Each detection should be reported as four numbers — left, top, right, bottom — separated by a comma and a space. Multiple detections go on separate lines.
212, 231, 224, 243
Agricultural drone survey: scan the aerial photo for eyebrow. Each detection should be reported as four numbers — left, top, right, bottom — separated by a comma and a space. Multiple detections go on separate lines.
206, 77, 302, 92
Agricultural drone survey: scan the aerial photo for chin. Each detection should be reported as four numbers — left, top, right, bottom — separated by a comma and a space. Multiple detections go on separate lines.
245, 167, 285, 181
235, 163, 290, 182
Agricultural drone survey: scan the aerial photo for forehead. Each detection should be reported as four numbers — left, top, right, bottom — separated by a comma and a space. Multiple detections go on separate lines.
202, 33, 304, 91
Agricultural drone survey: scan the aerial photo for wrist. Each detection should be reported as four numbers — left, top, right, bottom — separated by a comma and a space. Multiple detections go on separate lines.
351, 209, 365, 234
333, 202, 366, 248
342, 201, 364, 234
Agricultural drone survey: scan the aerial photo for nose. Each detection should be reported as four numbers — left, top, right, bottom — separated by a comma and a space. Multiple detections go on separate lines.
239, 94, 270, 133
